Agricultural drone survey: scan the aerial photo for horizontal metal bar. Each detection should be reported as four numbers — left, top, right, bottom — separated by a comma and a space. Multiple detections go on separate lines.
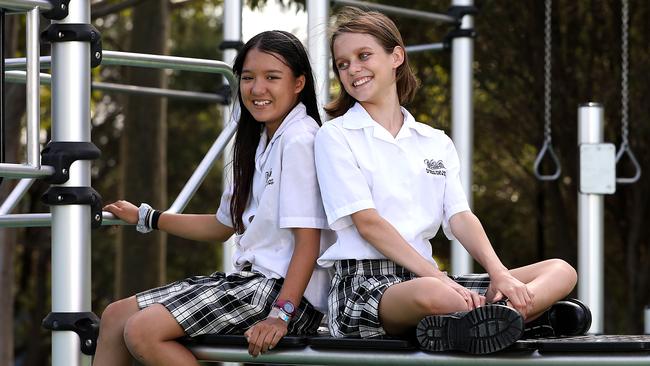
102, 51, 237, 92
0, 0, 52, 12
6, 51, 237, 94
0, 213, 51, 227
5, 71, 226, 103
406, 43, 446, 54
332, 0, 457, 24
0, 163, 54, 178
0, 178, 35, 215
187, 345, 650, 365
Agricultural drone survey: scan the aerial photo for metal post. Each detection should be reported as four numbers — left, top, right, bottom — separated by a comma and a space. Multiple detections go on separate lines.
26, 7, 39, 167
50, 1, 93, 365
645, 305, 650, 335
221, 0, 240, 273
308, 0, 329, 117
450, 0, 474, 275
577, 102, 605, 334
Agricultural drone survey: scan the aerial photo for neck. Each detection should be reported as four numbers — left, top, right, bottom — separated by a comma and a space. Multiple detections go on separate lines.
360, 90, 403, 137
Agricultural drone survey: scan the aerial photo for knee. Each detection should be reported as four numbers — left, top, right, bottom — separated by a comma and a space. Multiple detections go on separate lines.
412, 277, 464, 314
123, 313, 151, 362
99, 299, 133, 336
548, 258, 578, 288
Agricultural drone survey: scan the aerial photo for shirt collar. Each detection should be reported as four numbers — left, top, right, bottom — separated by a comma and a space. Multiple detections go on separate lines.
341, 102, 435, 138
256, 102, 307, 170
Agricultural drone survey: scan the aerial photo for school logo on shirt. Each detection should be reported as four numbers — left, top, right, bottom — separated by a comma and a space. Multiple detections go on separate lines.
265, 170, 274, 185
424, 159, 446, 176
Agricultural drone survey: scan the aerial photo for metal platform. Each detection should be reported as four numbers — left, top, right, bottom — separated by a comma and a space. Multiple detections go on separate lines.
183, 334, 650, 365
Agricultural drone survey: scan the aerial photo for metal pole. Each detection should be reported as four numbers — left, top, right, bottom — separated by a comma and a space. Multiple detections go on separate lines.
332, 0, 457, 24
0, 178, 34, 214
645, 305, 650, 335
405, 43, 445, 54
577, 102, 605, 334
450, 0, 474, 275
308, 0, 329, 119
221, 0, 240, 275
0, 0, 52, 12
50, 1, 93, 365
25, 7, 39, 167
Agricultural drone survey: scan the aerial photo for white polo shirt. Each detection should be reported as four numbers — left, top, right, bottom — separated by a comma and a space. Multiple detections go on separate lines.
216, 103, 333, 311
315, 103, 470, 268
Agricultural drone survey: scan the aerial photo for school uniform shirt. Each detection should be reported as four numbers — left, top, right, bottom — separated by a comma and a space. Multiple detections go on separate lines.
216, 103, 333, 312
315, 102, 470, 268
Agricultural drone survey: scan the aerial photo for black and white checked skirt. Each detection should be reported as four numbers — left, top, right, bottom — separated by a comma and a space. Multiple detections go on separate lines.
136, 269, 323, 337
328, 259, 491, 339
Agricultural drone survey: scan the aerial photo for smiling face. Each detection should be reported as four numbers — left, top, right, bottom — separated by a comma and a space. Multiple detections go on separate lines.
240, 48, 305, 135
332, 32, 404, 106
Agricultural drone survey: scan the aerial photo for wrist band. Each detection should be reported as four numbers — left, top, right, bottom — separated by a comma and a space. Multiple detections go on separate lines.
151, 210, 162, 230
136, 203, 154, 233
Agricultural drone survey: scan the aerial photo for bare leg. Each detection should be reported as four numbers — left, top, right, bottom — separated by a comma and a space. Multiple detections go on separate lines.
488, 258, 577, 321
123, 304, 198, 366
379, 277, 468, 335
93, 296, 140, 366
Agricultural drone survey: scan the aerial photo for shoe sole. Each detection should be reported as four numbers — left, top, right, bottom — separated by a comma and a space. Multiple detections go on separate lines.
416, 305, 523, 354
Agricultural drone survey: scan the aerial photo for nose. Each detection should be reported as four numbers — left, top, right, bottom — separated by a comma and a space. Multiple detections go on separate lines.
250, 78, 266, 96
348, 60, 362, 75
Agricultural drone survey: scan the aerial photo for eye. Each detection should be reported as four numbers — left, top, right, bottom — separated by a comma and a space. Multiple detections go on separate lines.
337, 61, 349, 70
266, 75, 280, 80
359, 52, 371, 60
241, 75, 253, 81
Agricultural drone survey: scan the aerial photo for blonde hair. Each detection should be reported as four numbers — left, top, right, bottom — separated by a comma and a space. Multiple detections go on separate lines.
325, 7, 419, 118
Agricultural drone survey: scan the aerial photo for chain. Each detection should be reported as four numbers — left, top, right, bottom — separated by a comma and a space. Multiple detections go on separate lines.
544, 0, 552, 144
620, 0, 629, 147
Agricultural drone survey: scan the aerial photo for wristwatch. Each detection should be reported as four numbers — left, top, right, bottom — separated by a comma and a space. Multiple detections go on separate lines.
274, 299, 296, 317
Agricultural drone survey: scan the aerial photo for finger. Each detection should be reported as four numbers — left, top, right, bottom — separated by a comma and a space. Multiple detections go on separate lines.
247, 326, 261, 356
269, 328, 286, 350
479, 294, 487, 306
491, 290, 504, 303
261, 328, 277, 353
470, 291, 482, 309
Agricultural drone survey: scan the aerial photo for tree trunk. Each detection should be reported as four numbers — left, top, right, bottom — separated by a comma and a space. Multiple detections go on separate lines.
0, 13, 26, 365
116, 0, 169, 298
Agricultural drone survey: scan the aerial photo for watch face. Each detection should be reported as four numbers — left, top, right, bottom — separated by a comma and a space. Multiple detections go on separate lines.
282, 302, 295, 314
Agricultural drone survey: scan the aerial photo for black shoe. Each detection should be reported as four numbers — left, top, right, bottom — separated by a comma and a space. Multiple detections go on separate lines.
523, 298, 592, 338
416, 304, 524, 354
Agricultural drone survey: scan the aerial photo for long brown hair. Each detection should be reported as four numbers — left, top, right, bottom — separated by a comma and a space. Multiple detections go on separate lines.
230, 31, 321, 234
325, 6, 419, 118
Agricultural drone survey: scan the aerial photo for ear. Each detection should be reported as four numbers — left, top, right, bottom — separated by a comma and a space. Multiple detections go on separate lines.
294, 75, 306, 94
391, 46, 405, 69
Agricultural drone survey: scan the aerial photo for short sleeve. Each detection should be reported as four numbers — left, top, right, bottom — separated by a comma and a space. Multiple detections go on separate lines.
442, 139, 470, 239
278, 133, 328, 229
314, 125, 375, 230
216, 181, 234, 228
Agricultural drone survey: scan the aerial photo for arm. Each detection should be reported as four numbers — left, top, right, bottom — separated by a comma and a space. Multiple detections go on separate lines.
245, 228, 320, 356
449, 211, 534, 316
104, 200, 234, 243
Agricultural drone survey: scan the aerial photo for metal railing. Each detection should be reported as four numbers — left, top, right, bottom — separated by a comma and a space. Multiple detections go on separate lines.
0, 49, 238, 226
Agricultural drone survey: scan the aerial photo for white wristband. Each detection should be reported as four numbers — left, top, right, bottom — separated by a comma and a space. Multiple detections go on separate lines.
136, 203, 154, 233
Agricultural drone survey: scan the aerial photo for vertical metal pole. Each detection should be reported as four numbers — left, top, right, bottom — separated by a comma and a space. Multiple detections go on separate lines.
221, 0, 240, 274
645, 305, 650, 335
450, 0, 474, 275
577, 102, 604, 334
307, 0, 329, 118
26, 8, 40, 167
50, 1, 92, 365
1, 9, 5, 176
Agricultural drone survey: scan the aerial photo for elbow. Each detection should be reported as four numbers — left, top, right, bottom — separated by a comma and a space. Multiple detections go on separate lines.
351, 210, 383, 241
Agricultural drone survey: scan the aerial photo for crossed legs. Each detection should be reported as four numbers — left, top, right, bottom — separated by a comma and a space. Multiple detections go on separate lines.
379, 258, 577, 335
93, 296, 197, 366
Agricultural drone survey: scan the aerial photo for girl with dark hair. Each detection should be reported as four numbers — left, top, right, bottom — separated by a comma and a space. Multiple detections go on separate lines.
94, 30, 332, 365
315, 7, 589, 355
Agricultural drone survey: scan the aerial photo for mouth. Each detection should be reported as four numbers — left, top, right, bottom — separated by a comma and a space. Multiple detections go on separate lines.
352, 76, 372, 88
252, 100, 271, 106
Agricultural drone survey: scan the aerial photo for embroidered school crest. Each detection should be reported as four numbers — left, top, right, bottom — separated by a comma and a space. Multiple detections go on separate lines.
265, 170, 274, 185
424, 159, 446, 176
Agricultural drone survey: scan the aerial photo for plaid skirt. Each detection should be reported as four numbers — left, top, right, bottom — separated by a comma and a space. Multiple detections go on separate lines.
328, 259, 491, 339
136, 269, 323, 337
